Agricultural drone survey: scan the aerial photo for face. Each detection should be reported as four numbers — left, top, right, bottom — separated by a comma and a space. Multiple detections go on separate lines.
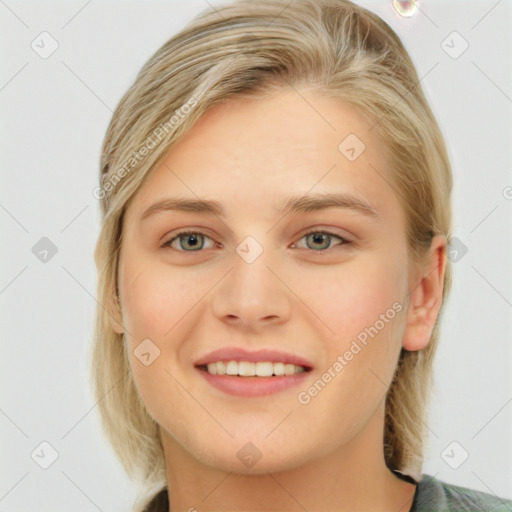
115, 89, 418, 474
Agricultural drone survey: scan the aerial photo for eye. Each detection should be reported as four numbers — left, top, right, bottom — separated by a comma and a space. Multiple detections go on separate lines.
291, 230, 352, 251
162, 231, 217, 252
161, 229, 352, 253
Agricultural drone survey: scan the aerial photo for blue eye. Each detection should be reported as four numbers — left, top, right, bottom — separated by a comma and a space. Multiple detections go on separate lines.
161, 229, 351, 252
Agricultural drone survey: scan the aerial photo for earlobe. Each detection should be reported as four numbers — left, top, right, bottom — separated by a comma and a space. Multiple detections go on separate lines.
402, 235, 447, 352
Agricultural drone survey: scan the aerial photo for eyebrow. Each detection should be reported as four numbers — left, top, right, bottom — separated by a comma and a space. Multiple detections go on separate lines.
139, 192, 379, 222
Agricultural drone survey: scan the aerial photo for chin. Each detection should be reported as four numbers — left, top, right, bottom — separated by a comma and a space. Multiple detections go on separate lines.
190, 435, 311, 476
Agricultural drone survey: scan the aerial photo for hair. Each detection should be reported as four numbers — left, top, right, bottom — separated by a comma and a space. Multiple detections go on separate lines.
89, 0, 453, 510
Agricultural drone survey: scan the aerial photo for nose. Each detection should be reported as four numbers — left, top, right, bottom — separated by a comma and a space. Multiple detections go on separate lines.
211, 242, 292, 330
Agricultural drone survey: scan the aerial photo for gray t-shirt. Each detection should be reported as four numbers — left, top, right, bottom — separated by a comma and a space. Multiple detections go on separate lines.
393, 471, 512, 512
142, 472, 512, 511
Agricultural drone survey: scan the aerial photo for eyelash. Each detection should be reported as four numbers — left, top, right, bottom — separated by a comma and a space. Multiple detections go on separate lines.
161, 229, 352, 253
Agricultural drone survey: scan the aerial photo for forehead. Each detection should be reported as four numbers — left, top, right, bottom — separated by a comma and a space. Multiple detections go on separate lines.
126, 89, 399, 225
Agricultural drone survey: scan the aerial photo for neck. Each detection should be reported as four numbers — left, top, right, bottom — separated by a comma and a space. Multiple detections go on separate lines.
160, 405, 417, 512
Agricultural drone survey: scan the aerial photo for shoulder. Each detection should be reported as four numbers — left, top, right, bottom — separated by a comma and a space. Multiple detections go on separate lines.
414, 473, 512, 512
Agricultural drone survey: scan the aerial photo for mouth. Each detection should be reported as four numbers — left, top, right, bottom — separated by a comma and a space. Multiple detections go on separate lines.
197, 360, 309, 377
194, 348, 313, 397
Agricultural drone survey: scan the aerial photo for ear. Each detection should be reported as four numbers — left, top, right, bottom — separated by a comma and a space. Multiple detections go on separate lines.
108, 294, 125, 334
402, 235, 447, 351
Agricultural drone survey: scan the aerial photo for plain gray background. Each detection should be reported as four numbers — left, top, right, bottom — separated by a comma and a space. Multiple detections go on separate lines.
1, 0, 511, 510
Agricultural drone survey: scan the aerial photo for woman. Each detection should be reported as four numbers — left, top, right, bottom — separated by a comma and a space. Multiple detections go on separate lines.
90, 1, 512, 510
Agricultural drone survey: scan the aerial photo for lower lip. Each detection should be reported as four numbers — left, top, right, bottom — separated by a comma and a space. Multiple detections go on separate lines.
196, 367, 311, 397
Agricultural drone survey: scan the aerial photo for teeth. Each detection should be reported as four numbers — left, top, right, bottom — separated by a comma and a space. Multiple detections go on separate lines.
226, 361, 238, 375
239, 361, 256, 376
206, 361, 306, 377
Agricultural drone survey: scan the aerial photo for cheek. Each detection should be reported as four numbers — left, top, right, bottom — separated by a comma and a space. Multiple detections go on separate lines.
297, 252, 408, 345
293, 256, 407, 443
120, 255, 204, 339
119, 255, 197, 428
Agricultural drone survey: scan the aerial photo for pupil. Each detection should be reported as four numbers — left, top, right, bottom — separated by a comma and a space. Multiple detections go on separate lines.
310, 233, 328, 249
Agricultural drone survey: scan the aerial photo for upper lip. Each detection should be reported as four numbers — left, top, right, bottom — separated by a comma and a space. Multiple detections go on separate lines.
194, 347, 314, 369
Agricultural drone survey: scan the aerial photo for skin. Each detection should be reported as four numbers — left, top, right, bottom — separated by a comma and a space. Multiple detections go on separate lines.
111, 88, 446, 512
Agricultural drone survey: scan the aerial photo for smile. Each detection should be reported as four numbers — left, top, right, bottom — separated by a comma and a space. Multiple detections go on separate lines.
194, 347, 313, 397
201, 360, 306, 377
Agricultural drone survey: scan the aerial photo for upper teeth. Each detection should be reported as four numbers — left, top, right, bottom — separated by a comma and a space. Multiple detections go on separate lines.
206, 361, 305, 377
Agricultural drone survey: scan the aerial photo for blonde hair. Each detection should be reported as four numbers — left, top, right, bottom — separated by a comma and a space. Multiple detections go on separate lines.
89, 0, 452, 509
